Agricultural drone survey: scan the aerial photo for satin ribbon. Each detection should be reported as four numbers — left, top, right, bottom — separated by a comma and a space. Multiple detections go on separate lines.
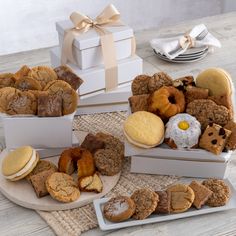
61, 4, 135, 91
179, 34, 195, 49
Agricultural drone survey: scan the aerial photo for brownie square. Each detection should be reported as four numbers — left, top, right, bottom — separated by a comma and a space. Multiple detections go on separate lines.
185, 85, 209, 104
37, 93, 62, 117
129, 94, 149, 113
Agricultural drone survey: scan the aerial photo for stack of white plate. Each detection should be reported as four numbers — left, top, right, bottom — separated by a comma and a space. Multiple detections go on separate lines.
154, 46, 209, 63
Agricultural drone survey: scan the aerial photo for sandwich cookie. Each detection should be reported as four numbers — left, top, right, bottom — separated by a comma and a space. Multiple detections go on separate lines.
1, 146, 39, 181
123, 111, 164, 148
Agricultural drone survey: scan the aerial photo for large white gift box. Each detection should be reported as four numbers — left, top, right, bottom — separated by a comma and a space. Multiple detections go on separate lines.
51, 47, 142, 96
56, 20, 134, 70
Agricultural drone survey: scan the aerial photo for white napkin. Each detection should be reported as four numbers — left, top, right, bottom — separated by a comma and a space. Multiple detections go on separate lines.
150, 24, 221, 59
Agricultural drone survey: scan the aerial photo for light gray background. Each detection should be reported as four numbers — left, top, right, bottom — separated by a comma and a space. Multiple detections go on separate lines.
0, 0, 236, 56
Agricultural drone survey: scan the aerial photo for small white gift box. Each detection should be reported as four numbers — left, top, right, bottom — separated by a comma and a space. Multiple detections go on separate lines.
50, 47, 142, 97
2, 112, 75, 149
56, 20, 134, 70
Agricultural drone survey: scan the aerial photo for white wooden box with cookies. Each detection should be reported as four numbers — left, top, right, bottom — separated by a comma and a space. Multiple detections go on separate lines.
56, 20, 134, 70
50, 46, 142, 97
124, 68, 236, 178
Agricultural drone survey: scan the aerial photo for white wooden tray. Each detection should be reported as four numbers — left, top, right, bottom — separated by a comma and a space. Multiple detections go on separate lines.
0, 135, 121, 211
93, 179, 236, 231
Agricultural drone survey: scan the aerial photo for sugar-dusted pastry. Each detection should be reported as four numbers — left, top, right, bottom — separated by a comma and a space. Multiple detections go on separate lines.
167, 184, 194, 213
189, 180, 213, 209
186, 99, 231, 130
185, 85, 209, 104
44, 80, 78, 115
103, 196, 136, 222
54, 65, 83, 90
0, 73, 16, 88
199, 123, 231, 155
131, 74, 151, 95
165, 113, 201, 149
128, 94, 149, 113
15, 76, 42, 91
202, 179, 231, 207
28, 66, 57, 89
14, 65, 31, 80
148, 72, 173, 93
78, 172, 103, 193
37, 93, 62, 117
123, 111, 164, 148
154, 191, 170, 214
148, 86, 185, 120
1, 146, 39, 181
131, 188, 159, 220
46, 172, 80, 203
224, 121, 236, 151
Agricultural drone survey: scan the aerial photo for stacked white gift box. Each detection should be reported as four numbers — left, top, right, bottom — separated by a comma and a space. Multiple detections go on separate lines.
50, 5, 143, 114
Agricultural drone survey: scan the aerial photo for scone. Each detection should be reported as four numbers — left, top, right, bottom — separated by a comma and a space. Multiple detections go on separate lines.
124, 111, 164, 148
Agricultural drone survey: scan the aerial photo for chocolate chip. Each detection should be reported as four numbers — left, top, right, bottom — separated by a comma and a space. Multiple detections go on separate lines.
219, 128, 225, 136
222, 134, 227, 139
208, 132, 213, 136
211, 139, 217, 145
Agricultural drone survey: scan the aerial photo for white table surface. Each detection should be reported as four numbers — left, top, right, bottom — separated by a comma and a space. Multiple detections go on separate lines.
0, 11, 236, 236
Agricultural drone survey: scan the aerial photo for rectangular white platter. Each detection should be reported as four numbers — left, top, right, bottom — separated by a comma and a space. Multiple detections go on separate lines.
93, 178, 236, 231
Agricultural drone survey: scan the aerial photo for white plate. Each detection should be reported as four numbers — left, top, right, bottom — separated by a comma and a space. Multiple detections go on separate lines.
93, 179, 236, 231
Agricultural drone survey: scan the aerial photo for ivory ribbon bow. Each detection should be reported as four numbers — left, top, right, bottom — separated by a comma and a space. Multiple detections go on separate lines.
62, 4, 135, 91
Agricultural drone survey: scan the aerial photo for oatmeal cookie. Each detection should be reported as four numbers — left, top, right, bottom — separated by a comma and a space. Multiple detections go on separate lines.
0, 73, 16, 88
46, 172, 80, 203
131, 75, 151, 95
167, 184, 194, 213
103, 196, 136, 222
202, 179, 230, 207
131, 188, 159, 220
148, 72, 173, 93
186, 99, 231, 130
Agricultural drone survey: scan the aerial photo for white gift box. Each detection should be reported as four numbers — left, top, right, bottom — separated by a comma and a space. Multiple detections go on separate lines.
125, 141, 232, 178
50, 46, 142, 97
56, 20, 134, 70
2, 112, 75, 149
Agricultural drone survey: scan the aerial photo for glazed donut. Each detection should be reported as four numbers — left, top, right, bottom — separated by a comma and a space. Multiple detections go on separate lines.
148, 86, 185, 120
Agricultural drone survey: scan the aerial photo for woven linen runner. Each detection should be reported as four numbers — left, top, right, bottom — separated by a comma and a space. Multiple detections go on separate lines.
37, 112, 179, 236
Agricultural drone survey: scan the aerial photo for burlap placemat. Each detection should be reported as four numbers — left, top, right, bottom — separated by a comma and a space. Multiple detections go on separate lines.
38, 112, 179, 236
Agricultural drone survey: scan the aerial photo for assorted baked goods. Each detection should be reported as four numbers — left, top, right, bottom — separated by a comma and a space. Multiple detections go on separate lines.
0, 65, 83, 116
103, 179, 231, 223
126, 68, 236, 155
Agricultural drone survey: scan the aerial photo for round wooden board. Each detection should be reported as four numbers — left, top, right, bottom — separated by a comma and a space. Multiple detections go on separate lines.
0, 149, 120, 211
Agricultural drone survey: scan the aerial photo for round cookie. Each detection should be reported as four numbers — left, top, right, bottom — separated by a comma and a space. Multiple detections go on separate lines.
123, 111, 164, 148
131, 188, 159, 220
167, 184, 195, 213
44, 80, 78, 115
148, 72, 173, 93
202, 179, 230, 207
103, 196, 136, 222
0, 87, 17, 113
0, 73, 16, 88
6, 90, 37, 115
15, 76, 42, 91
46, 172, 80, 203
131, 75, 151, 95
28, 66, 57, 89
94, 149, 123, 176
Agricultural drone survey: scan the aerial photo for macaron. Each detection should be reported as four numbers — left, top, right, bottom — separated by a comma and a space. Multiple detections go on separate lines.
124, 111, 164, 148
1, 146, 39, 181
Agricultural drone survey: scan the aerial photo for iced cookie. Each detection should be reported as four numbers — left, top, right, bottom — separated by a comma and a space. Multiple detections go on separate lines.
44, 80, 78, 115
0, 87, 17, 113
131, 188, 159, 220
29, 66, 57, 89
167, 184, 194, 213
15, 76, 42, 91
131, 74, 151, 95
14, 65, 31, 80
154, 191, 170, 214
224, 121, 236, 151
128, 94, 149, 113
54, 65, 83, 90
202, 179, 230, 207
199, 123, 231, 155
103, 196, 136, 222
189, 180, 213, 209
0, 73, 16, 88
186, 99, 231, 130
46, 172, 80, 203
148, 72, 173, 93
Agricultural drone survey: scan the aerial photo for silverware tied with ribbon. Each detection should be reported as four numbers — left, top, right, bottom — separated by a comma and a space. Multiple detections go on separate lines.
62, 4, 136, 91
